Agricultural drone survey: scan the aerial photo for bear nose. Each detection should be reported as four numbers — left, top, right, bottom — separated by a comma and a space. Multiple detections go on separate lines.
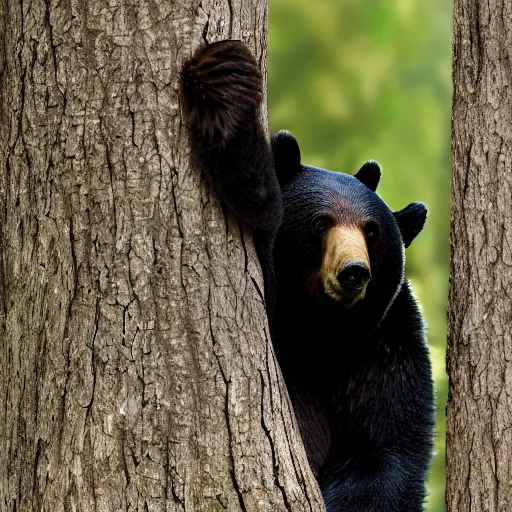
337, 262, 371, 292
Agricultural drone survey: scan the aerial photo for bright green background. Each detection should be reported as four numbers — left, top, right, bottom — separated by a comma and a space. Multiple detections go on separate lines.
268, 1, 451, 511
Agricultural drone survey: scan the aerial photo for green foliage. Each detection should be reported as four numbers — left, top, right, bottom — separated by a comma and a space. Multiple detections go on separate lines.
268, 1, 451, 510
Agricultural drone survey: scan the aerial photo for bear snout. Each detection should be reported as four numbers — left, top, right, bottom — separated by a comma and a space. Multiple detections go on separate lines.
336, 261, 371, 306
318, 225, 371, 306
337, 261, 371, 290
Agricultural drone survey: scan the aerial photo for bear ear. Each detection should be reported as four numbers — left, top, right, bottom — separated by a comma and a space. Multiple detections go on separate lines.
355, 160, 381, 191
394, 202, 427, 248
271, 130, 301, 185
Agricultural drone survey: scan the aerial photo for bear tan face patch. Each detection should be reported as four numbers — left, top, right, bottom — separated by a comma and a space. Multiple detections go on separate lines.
317, 226, 371, 306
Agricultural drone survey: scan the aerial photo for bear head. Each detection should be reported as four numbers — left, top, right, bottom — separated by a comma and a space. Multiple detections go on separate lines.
272, 130, 427, 330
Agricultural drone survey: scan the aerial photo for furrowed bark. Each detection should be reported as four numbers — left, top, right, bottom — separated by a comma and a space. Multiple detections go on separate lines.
447, 1, 512, 511
0, 0, 324, 510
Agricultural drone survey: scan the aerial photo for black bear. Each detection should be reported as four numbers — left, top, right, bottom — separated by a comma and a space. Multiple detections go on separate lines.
182, 40, 435, 512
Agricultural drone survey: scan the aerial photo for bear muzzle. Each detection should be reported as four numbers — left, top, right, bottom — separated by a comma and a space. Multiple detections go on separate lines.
336, 261, 371, 306
319, 226, 371, 306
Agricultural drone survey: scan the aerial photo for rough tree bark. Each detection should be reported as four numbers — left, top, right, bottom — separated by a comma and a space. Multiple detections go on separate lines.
447, 1, 512, 511
0, 0, 324, 510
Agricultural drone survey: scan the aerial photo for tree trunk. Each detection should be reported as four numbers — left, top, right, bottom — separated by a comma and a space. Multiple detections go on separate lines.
447, 1, 512, 511
0, 0, 323, 510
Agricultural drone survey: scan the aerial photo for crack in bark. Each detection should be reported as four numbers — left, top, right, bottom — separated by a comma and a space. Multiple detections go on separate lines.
259, 371, 293, 511
209, 307, 248, 510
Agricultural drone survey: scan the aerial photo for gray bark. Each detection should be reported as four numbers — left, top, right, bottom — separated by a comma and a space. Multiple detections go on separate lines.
447, 1, 512, 511
0, 0, 323, 510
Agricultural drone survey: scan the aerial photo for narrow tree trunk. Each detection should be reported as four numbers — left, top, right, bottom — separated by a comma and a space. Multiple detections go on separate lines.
0, 0, 323, 510
447, 1, 512, 511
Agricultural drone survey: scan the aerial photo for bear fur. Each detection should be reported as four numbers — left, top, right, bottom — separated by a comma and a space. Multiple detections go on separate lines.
182, 40, 434, 512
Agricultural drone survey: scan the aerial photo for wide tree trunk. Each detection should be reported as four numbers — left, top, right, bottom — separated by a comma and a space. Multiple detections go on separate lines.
0, 0, 323, 510
447, 1, 512, 511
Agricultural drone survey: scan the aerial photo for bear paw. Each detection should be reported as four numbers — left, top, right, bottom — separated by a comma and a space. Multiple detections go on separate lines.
182, 40, 262, 143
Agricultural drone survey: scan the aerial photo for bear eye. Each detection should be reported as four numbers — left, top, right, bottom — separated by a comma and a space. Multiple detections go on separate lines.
364, 220, 380, 244
311, 215, 332, 236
